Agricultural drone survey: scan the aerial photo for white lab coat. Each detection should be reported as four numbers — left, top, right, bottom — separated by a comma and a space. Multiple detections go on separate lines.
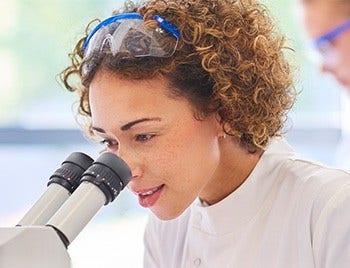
144, 138, 350, 267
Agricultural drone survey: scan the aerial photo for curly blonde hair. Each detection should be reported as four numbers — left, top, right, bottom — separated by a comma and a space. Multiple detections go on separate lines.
61, 0, 296, 151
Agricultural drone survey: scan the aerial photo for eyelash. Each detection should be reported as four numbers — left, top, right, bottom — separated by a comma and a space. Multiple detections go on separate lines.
99, 134, 155, 147
100, 139, 118, 148
135, 134, 155, 142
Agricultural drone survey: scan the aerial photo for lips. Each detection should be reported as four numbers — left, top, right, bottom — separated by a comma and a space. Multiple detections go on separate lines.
134, 184, 164, 208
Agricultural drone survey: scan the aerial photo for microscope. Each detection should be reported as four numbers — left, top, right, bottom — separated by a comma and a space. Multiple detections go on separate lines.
0, 152, 131, 268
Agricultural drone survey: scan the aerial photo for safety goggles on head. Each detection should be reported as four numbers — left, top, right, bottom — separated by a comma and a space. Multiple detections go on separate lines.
82, 13, 180, 59
313, 18, 350, 66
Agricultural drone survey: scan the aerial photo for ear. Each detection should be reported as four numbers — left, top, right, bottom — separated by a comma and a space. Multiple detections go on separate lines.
213, 112, 229, 138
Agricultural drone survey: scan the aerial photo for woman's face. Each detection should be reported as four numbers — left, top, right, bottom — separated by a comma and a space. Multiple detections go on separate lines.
89, 70, 222, 220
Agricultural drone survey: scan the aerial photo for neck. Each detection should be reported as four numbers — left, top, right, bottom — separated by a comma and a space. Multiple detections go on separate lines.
199, 138, 263, 205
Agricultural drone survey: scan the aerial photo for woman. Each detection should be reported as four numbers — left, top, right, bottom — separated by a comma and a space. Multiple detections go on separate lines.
61, 0, 350, 266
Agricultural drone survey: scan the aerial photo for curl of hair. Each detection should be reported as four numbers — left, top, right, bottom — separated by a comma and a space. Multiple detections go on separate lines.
61, 0, 296, 150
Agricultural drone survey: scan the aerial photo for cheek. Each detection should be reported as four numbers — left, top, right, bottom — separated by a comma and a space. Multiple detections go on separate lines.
158, 126, 220, 186
336, 45, 350, 78
148, 140, 220, 220
185, 136, 220, 184
336, 31, 350, 59
342, 47, 350, 69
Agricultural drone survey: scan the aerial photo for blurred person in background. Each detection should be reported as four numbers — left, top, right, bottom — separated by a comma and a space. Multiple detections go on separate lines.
301, 0, 350, 169
61, 0, 350, 266
302, 0, 350, 89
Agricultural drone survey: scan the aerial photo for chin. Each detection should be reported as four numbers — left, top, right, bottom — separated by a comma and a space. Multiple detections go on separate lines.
151, 206, 186, 221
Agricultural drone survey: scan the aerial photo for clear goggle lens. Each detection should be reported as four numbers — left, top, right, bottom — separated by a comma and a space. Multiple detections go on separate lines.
82, 13, 180, 59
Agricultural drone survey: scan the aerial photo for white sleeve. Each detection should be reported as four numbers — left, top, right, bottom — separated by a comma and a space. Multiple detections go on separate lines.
313, 183, 350, 268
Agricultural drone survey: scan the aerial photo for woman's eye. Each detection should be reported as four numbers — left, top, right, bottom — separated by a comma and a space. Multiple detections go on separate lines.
100, 139, 118, 148
135, 134, 155, 142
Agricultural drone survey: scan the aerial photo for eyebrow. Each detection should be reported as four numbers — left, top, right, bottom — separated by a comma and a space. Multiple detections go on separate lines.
92, 117, 161, 133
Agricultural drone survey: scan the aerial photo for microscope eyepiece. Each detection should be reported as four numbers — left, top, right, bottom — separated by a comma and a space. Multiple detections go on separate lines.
47, 152, 132, 246
80, 153, 132, 204
48, 152, 94, 193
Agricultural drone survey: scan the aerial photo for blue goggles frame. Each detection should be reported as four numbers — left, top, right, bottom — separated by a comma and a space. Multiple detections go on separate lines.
314, 18, 350, 48
82, 13, 180, 56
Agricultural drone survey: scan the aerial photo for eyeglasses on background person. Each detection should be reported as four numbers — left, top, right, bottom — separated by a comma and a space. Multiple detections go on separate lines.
313, 18, 350, 68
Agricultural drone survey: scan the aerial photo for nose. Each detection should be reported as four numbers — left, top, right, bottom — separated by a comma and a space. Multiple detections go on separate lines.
116, 148, 142, 180
321, 61, 334, 74
319, 49, 340, 75
321, 65, 329, 73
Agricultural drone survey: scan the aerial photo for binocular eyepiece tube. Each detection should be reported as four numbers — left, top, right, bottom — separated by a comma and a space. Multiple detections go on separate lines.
17, 152, 132, 247
17, 152, 95, 226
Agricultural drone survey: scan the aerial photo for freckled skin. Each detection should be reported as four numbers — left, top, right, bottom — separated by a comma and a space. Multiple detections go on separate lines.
89, 70, 261, 220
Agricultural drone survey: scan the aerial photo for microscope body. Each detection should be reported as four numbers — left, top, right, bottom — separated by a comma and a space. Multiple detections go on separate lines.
0, 152, 131, 267
0, 226, 70, 268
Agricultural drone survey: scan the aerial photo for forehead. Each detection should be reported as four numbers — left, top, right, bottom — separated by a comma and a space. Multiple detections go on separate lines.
303, 1, 349, 37
89, 70, 185, 118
